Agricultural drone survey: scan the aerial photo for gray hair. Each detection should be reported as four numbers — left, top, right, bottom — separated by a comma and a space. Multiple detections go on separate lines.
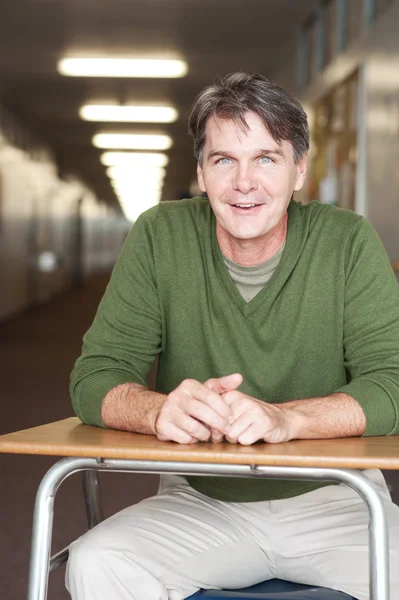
188, 72, 309, 165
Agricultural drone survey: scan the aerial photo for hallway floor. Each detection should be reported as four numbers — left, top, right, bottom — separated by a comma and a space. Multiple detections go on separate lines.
1, 276, 398, 599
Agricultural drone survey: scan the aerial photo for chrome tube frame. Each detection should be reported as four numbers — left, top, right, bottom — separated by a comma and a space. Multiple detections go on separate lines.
48, 471, 104, 574
28, 457, 390, 600
49, 547, 69, 574
82, 470, 104, 529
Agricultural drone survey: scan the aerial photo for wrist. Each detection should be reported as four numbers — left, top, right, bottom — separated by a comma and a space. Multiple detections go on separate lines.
102, 383, 167, 435
148, 394, 167, 436
272, 402, 303, 441
276, 393, 366, 440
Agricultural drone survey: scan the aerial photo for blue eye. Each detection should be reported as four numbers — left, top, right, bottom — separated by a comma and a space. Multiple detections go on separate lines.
259, 156, 272, 163
218, 157, 232, 164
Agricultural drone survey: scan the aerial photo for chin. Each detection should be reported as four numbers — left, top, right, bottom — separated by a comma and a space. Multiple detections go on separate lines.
232, 228, 267, 240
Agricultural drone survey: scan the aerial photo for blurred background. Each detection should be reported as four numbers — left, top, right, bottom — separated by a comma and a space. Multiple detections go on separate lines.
1, 1, 399, 598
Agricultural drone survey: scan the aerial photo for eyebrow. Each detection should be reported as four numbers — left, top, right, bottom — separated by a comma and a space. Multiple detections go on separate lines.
207, 147, 285, 162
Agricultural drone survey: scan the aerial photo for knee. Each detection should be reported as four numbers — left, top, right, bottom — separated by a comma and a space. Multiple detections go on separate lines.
66, 532, 106, 589
65, 528, 167, 599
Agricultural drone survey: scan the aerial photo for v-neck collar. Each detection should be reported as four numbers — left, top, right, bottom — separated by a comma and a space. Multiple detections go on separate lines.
211, 200, 308, 317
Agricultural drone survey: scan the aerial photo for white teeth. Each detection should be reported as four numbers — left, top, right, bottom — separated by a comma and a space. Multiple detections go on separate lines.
234, 203, 257, 208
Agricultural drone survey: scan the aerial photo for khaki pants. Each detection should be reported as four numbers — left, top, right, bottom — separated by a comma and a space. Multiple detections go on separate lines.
66, 469, 399, 600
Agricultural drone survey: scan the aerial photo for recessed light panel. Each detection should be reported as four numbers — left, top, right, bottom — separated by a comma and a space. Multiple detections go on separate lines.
80, 105, 178, 123
106, 166, 166, 179
93, 133, 172, 150
58, 58, 188, 78
101, 152, 169, 167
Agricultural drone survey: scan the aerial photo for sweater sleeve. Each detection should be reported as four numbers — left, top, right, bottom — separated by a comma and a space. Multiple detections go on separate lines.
69, 206, 162, 427
336, 217, 399, 435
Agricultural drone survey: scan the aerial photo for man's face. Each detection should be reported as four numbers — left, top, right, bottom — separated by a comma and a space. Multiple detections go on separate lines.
197, 111, 307, 247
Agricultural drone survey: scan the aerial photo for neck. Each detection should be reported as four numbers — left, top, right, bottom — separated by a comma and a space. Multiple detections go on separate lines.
217, 212, 288, 267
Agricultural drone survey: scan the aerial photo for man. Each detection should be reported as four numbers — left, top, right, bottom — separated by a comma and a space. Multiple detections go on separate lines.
67, 73, 399, 600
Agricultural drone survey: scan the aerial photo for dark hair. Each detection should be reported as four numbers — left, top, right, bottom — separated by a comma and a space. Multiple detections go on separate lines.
188, 72, 309, 164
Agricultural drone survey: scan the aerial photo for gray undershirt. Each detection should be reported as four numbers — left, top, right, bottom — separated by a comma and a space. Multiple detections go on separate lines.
223, 243, 285, 302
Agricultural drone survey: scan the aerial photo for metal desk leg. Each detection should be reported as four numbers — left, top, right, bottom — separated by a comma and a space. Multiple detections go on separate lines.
27, 457, 101, 600
82, 470, 104, 529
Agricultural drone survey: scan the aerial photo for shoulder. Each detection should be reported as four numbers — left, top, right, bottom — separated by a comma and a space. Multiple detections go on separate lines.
302, 201, 382, 249
294, 200, 363, 233
158, 196, 212, 224
293, 201, 391, 273
124, 196, 209, 238
291, 200, 373, 252
123, 197, 213, 266
133, 196, 211, 230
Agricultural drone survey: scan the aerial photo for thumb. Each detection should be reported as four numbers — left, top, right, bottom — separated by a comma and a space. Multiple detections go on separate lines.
204, 373, 243, 394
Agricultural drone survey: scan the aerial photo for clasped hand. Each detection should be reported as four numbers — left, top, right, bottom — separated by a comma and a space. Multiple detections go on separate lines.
155, 374, 293, 445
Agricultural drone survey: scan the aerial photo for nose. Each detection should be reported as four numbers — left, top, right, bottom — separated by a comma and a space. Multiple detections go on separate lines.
233, 164, 257, 194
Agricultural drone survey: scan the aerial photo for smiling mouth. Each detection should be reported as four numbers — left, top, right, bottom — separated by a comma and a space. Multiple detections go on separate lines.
230, 203, 262, 209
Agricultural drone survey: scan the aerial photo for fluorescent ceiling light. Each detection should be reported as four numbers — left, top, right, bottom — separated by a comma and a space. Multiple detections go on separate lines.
101, 152, 169, 167
80, 105, 178, 123
116, 193, 161, 222
111, 182, 163, 194
107, 160, 166, 222
111, 181, 163, 192
117, 194, 161, 205
58, 58, 188, 78
106, 166, 166, 179
93, 133, 172, 150
110, 172, 164, 189
116, 188, 162, 203
110, 176, 165, 187
117, 191, 161, 203
120, 204, 158, 223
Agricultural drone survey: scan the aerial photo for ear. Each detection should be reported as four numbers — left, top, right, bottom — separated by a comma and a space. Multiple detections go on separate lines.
197, 163, 207, 193
294, 154, 307, 192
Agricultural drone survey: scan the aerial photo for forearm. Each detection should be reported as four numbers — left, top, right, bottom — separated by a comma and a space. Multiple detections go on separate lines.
101, 382, 166, 434
280, 393, 367, 440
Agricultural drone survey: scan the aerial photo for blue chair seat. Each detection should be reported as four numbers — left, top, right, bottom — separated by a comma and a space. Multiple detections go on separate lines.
189, 578, 355, 599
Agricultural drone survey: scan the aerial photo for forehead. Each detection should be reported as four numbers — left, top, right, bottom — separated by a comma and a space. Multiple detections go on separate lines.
203, 110, 289, 155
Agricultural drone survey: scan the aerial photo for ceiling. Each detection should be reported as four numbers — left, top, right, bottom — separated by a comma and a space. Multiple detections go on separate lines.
0, 0, 319, 212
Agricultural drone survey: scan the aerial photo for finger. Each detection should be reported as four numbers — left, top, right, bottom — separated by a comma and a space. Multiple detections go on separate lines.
225, 412, 254, 443
174, 412, 211, 442
185, 397, 230, 433
237, 424, 263, 446
185, 381, 233, 422
156, 423, 198, 444
204, 373, 243, 394
210, 428, 224, 443
221, 390, 244, 407
221, 392, 250, 426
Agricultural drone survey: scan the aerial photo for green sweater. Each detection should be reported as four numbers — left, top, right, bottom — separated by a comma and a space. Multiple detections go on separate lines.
70, 197, 399, 502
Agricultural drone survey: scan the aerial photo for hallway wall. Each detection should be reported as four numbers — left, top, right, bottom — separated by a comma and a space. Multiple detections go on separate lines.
276, 0, 399, 262
0, 122, 129, 322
